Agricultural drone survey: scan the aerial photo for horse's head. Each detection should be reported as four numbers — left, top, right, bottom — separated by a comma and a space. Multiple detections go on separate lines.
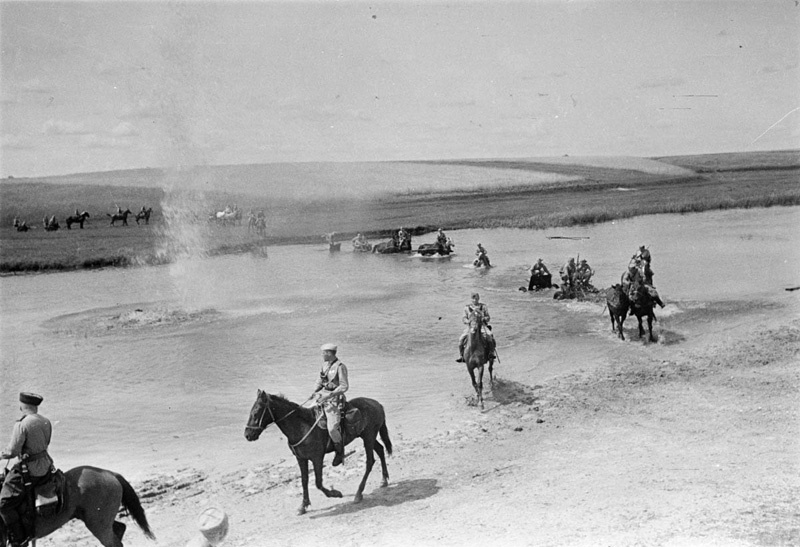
468, 311, 485, 333
244, 389, 273, 441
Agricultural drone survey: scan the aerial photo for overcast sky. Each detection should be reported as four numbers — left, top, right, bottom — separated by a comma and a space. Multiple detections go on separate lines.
1, 1, 798, 177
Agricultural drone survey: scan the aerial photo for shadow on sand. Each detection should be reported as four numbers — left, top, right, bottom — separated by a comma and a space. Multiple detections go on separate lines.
309, 478, 440, 519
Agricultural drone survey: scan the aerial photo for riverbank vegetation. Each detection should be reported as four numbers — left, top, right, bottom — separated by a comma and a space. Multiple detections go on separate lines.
1, 149, 798, 274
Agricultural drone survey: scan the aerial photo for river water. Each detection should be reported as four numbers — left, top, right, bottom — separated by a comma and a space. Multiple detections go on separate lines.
1, 207, 798, 480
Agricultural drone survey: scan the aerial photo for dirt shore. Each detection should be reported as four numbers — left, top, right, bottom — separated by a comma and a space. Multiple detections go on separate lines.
39, 294, 799, 547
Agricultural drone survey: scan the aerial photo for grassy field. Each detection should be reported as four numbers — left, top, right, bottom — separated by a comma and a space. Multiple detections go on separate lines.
1, 149, 798, 274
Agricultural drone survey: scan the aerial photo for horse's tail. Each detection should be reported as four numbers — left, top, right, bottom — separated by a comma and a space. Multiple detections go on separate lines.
379, 422, 393, 456
115, 473, 156, 540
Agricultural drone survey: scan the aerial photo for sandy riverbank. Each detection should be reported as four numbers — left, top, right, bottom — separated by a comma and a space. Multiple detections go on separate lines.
37, 292, 799, 547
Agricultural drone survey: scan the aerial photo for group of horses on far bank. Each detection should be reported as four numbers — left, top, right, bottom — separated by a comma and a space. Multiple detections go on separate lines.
11, 207, 153, 233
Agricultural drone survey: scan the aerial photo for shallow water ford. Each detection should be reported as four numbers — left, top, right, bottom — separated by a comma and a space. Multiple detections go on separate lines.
1, 207, 798, 479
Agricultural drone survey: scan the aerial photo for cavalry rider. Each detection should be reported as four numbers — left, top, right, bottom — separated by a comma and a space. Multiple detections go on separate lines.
529, 258, 551, 290
436, 228, 448, 251
635, 245, 651, 264
0, 392, 54, 547
475, 243, 490, 267
621, 262, 642, 298
311, 344, 349, 466
352, 233, 369, 248
397, 227, 411, 250
560, 257, 577, 289
575, 258, 595, 289
456, 292, 497, 363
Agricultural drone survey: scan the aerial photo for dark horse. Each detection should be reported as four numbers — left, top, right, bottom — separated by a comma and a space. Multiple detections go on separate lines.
245, 391, 393, 515
605, 284, 630, 340
0, 466, 155, 547
65, 211, 90, 230
629, 281, 659, 342
107, 210, 132, 226
416, 237, 454, 256
134, 208, 152, 225
464, 311, 495, 410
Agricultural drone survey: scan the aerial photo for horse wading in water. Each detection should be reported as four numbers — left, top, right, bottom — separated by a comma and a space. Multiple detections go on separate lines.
629, 281, 659, 342
65, 211, 90, 230
244, 391, 392, 515
0, 464, 155, 547
464, 310, 495, 410
605, 284, 630, 340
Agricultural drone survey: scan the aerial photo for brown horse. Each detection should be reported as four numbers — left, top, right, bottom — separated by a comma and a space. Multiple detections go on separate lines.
464, 311, 495, 410
0, 466, 154, 547
244, 391, 392, 515
65, 211, 90, 230
629, 281, 658, 342
107, 210, 132, 226
605, 284, 629, 340
134, 208, 152, 225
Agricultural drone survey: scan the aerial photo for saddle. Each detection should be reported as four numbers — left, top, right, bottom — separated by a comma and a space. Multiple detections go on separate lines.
314, 402, 366, 438
33, 470, 65, 518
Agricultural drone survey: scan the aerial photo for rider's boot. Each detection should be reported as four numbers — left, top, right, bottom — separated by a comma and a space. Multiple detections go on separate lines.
332, 441, 346, 466
455, 342, 465, 363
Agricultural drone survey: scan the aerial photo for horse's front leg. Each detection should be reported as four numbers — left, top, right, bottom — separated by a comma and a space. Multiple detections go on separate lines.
312, 455, 342, 499
297, 457, 311, 515
648, 313, 656, 342
637, 315, 646, 338
354, 438, 376, 503
475, 365, 485, 410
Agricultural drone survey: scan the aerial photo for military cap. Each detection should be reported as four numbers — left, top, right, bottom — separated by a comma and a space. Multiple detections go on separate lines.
19, 392, 43, 406
320, 343, 338, 352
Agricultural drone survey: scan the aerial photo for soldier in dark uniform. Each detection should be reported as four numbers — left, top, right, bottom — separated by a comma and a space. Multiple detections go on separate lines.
0, 392, 54, 547
311, 344, 349, 466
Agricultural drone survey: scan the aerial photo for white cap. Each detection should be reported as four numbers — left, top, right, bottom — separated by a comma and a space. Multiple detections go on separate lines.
320, 343, 338, 352
198, 506, 229, 546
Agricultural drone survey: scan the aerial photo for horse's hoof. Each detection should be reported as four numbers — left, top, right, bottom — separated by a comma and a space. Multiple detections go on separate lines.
329, 489, 343, 498
380, 479, 389, 488
353, 493, 363, 504
297, 506, 307, 516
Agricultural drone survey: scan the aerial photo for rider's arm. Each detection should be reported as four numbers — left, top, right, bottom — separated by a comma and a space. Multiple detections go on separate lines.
482, 305, 490, 324
1, 421, 25, 459
463, 306, 471, 324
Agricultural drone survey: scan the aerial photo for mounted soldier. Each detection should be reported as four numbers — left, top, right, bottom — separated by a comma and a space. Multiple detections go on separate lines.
528, 258, 552, 291
436, 228, 448, 252
575, 258, 595, 289
474, 243, 491, 267
1, 392, 54, 547
456, 292, 496, 363
560, 257, 577, 289
310, 344, 349, 467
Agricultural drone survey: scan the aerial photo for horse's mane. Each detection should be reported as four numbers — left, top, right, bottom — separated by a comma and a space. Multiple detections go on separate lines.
266, 392, 315, 420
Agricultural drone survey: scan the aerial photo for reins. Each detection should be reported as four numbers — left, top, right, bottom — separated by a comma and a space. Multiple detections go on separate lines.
246, 394, 322, 453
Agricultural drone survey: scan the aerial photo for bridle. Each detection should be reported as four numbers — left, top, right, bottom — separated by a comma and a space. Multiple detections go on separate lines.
246, 393, 325, 453
246, 394, 294, 432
